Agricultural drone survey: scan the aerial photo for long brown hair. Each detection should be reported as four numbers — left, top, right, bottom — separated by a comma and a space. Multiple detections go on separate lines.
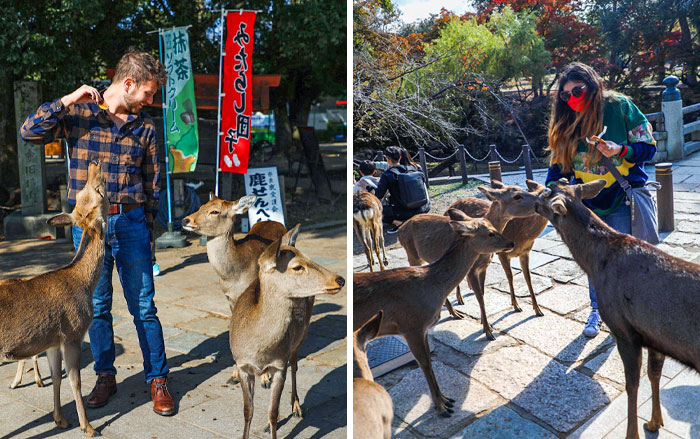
546, 62, 607, 173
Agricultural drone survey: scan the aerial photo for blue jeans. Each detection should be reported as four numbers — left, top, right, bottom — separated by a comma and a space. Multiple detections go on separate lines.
588, 203, 631, 310
72, 206, 168, 382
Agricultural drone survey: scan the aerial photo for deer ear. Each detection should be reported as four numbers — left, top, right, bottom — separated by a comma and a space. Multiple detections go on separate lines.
281, 224, 301, 248
47, 212, 74, 227
526, 179, 542, 193
260, 239, 282, 272
478, 186, 499, 201
576, 180, 606, 200
449, 220, 477, 237
93, 217, 106, 239
552, 198, 567, 216
355, 310, 383, 348
235, 194, 257, 214
491, 179, 505, 189
446, 208, 469, 221
209, 191, 217, 201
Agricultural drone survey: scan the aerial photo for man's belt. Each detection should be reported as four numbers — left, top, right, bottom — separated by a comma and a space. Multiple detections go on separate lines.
107, 203, 141, 215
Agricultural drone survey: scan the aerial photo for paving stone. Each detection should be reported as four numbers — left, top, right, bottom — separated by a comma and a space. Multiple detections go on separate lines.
662, 358, 687, 379
149, 301, 211, 327
492, 272, 553, 298
450, 405, 558, 439
442, 288, 515, 321
468, 345, 619, 433
431, 317, 520, 357
582, 345, 648, 386
389, 361, 500, 438
673, 200, 700, 215
533, 258, 585, 283
656, 243, 698, 261
661, 231, 700, 248
531, 237, 562, 252
674, 220, 700, 236
602, 421, 687, 439
165, 332, 230, 360
536, 283, 591, 316
507, 250, 561, 270
179, 316, 230, 338
302, 342, 347, 368
175, 293, 231, 318
637, 368, 700, 439
571, 275, 590, 287
491, 309, 615, 364
484, 261, 517, 286
541, 243, 574, 259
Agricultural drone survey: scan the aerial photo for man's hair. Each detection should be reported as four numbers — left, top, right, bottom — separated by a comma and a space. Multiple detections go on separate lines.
359, 160, 376, 176
113, 51, 167, 88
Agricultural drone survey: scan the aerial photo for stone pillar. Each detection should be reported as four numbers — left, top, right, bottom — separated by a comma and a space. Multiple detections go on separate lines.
14, 80, 46, 215
661, 76, 684, 161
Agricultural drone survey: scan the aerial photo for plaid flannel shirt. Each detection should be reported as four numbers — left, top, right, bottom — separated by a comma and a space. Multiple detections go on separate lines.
20, 98, 160, 235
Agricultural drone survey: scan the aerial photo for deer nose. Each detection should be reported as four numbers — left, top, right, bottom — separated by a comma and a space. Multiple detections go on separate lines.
335, 276, 345, 288
182, 217, 190, 226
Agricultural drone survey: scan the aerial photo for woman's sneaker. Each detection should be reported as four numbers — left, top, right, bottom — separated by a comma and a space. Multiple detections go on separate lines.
583, 309, 602, 337
386, 224, 400, 234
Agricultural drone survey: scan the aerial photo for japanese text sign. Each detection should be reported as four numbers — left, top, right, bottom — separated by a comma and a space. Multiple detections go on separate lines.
244, 166, 285, 226
220, 11, 256, 174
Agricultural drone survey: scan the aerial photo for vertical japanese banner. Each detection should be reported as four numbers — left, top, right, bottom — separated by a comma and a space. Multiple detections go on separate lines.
244, 167, 285, 225
220, 11, 256, 174
162, 27, 200, 173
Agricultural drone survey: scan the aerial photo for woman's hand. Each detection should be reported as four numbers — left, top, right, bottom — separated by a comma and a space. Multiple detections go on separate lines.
595, 140, 621, 157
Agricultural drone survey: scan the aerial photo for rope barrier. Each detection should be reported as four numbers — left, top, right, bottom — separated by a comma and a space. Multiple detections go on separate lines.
495, 148, 524, 164
423, 149, 459, 161
463, 148, 491, 162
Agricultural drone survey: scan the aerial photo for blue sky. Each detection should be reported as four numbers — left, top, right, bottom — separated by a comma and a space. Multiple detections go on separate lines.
393, 0, 475, 24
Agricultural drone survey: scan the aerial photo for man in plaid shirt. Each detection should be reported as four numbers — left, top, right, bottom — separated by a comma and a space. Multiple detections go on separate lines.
20, 51, 175, 416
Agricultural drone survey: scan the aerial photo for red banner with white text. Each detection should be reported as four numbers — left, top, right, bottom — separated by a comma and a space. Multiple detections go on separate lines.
220, 11, 256, 173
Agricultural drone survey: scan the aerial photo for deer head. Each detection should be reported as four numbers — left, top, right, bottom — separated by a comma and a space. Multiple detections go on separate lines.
534, 179, 606, 225
182, 193, 257, 237
258, 224, 345, 298
478, 180, 541, 219
47, 161, 107, 239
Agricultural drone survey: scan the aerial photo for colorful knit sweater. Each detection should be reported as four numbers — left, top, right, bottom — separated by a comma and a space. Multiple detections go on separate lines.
545, 94, 657, 215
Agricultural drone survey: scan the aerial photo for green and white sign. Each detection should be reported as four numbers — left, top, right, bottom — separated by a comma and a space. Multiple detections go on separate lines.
162, 27, 199, 173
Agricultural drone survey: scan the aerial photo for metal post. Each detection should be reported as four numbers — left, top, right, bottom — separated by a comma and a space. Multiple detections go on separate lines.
488, 161, 502, 186
522, 144, 533, 181
656, 162, 674, 232
489, 144, 498, 162
458, 144, 468, 184
418, 147, 430, 188
215, 7, 226, 196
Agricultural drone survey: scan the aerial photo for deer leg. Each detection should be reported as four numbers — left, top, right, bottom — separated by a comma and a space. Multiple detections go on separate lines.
265, 368, 287, 439
238, 368, 255, 439
644, 348, 666, 433
498, 253, 521, 312
46, 346, 69, 429
403, 331, 453, 417
455, 284, 464, 306
520, 253, 543, 316
444, 299, 466, 319
32, 355, 44, 387
377, 222, 389, 266
371, 222, 386, 270
10, 359, 25, 389
469, 269, 494, 340
227, 364, 240, 385
617, 339, 643, 439
64, 342, 96, 436
290, 352, 302, 418
354, 221, 374, 271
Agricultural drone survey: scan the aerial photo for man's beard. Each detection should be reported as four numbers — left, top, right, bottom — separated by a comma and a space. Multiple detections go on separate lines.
124, 92, 141, 114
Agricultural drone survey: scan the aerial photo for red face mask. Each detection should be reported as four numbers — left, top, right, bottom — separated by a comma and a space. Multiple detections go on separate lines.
567, 92, 588, 112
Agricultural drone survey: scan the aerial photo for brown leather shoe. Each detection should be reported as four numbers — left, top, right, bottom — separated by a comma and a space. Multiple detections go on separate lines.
86, 373, 117, 408
151, 377, 176, 416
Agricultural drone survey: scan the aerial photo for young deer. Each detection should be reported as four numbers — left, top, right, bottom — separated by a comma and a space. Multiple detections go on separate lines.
535, 179, 700, 439
355, 214, 514, 416
444, 181, 541, 338
10, 356, 43, 389
182, 193, 286, 387
229, 225, 345, 439
0, 160, 108, 436
353, 311, 393, 439
353, 190, 388, 271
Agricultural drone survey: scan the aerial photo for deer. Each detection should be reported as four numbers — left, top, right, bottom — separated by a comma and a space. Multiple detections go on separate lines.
353, 311, 393, 439
228, 224, 345, 439
182, 193, 286, 387
353, 190, 388, 271
10, 356, 43, 389
0, 160, 108, 436
355, 212, 514, 416
534, 178, 700, 439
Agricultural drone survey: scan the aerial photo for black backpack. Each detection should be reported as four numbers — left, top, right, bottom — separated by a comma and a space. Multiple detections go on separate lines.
388, 167, 429, 209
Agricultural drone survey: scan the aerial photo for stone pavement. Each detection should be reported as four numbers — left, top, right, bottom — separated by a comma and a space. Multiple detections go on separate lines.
0, 225, 347, 439
353, 151, 700, 439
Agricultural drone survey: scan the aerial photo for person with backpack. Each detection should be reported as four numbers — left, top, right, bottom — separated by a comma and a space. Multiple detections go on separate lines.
374, 146, 430, 233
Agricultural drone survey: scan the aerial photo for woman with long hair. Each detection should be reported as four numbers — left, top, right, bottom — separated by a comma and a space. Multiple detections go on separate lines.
546, 62, 658, 337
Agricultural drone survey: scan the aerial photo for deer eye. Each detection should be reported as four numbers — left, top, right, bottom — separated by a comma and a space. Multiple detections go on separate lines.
292, 265, 305, 272
488, 232, 495, 237
209, 210, 220, 215
514, 194, 522, 200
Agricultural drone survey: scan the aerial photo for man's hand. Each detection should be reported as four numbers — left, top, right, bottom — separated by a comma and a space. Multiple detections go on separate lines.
595, 139, 622, 158
60, 85, 103, 107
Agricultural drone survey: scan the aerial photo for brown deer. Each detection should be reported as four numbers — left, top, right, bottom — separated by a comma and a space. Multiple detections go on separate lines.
182, 193, 286, 387
355, 213, 514, 416
534, 179, 700, 439
10, 356, 43, 389
0, 160, 108, 436
443, 181, 541, 338
353, 190, 388, 271
228, 224, 345, 439
353, 311, 393, 439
